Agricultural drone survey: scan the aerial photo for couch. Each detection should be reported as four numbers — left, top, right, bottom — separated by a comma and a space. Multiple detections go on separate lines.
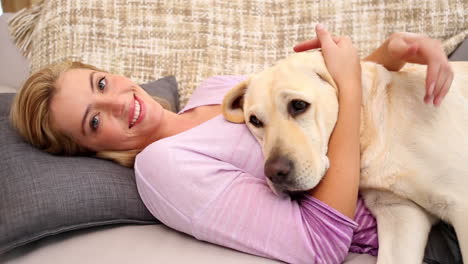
1, 1, 467, 263
0, 11, 378, 264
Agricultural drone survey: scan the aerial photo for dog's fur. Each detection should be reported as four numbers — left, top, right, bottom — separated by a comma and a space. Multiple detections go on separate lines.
222, 51, 468, 263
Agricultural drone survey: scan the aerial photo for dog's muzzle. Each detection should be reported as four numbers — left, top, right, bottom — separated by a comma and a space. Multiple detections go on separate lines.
264, 155, 294, 185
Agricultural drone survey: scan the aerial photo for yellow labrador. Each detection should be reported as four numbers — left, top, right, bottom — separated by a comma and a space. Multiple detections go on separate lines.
222, 51, 468, 264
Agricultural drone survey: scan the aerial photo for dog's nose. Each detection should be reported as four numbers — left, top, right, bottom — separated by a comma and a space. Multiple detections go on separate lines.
264, 156, 293, 184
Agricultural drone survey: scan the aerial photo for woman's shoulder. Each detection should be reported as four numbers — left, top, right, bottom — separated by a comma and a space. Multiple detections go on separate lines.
180, 75, 247, 113
193, 75, 247, 98
199, 75, 248, 86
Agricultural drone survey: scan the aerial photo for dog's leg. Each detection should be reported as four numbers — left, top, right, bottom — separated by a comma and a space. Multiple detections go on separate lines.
362, 190, 436, 264
451, 210, 468, 263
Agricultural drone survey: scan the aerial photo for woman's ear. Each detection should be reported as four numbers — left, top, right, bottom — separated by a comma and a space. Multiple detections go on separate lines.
222, 78, 250, 123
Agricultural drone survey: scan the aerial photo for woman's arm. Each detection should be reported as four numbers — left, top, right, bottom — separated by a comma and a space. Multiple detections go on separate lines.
295, 31, 453, 106
362, 33, 407, 71
305, 25, 362, 219
363, 32, 453, 106
309, 88, 361, 219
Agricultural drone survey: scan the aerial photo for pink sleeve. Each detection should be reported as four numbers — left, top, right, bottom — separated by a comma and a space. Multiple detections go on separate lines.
135, 144, 358, 264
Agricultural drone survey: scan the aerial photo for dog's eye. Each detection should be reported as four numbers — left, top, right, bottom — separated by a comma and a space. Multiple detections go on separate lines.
249, 115, 263, 128
288, 100, 310, 116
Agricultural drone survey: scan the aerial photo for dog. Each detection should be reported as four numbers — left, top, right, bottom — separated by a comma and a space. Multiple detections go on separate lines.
222, 51, 468, 263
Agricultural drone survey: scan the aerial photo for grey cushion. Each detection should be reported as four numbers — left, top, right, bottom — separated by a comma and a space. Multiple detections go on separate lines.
0, 76, 179, 255
141, 76, 180, 112
449, 38, 468, 61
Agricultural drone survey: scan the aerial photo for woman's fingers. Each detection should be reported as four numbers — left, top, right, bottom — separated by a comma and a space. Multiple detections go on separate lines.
293, 36, 341, 52
293, 25, 341, 52
425, 63, 439, 103
336, 36, 353, 48
425, 60, 453, 106
432, 64, 453, 106
434, 73, 453, 106
293, 39, 321, 52
433, 66, 447, 105
315, 24, 336, 49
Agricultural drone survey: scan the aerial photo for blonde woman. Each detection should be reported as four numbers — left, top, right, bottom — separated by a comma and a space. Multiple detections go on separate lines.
10, 25, 458, 264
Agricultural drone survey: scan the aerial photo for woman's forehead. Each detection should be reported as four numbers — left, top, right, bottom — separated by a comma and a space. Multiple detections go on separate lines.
51, 69, 95, 142
56, 68, 94, 92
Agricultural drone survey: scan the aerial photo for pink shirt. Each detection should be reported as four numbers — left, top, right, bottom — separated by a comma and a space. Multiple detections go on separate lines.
135, 76, 378, 264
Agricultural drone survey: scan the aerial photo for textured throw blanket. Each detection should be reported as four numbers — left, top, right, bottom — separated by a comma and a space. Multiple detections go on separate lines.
9, 0, 468, 106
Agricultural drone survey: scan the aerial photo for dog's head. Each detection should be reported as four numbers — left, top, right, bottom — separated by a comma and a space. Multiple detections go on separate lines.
222, 51, 339, 197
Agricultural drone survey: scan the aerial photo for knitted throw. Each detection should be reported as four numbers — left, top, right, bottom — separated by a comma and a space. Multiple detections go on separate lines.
9, 0, 468, 106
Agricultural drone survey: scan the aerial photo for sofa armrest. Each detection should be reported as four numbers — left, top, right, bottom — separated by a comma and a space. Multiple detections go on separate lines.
0, 13, 29, 91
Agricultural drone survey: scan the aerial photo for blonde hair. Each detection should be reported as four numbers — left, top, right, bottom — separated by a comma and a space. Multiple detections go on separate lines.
10, 60, 173, 168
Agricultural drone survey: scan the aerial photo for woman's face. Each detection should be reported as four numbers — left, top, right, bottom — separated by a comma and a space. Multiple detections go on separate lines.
50, 69, 164, 152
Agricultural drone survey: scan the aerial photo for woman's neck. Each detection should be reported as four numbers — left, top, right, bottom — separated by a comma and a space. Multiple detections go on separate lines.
153, 110, 197, 141
153, 105, 222, 141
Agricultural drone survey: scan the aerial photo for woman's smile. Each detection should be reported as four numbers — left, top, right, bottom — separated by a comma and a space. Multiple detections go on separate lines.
129, 94, 145, 128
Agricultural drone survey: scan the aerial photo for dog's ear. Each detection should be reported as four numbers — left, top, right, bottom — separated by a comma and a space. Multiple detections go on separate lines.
299, 51, 338, 95
222, 79, 250, 123
313, 52, 338, 95
316, 70, 337, 91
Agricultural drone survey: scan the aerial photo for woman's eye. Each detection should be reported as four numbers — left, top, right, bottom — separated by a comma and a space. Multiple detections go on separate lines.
90, 115, 100, 131
98, 77, 106, 91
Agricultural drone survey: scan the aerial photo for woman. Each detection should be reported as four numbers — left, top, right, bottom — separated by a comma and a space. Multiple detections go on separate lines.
10, 25, 456, 263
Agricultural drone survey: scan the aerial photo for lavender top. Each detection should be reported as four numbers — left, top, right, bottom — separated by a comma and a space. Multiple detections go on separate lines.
135, 76, 378, 264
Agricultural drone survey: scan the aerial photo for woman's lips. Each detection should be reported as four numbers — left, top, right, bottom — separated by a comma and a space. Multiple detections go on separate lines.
128, 95, 136, 127
129, 95, 145, 128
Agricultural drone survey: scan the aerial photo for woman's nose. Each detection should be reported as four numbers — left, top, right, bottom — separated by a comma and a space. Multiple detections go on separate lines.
97, 98, 125, 117
110, 101, 125, 117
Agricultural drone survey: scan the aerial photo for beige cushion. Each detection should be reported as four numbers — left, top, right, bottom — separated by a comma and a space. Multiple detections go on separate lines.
0, 85, 17, 93
1, 225, 280, 264
0, 224, 377, 264
8, 0, 468, 107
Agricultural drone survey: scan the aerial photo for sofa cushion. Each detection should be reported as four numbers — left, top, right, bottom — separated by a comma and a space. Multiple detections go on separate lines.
0, 225, 282, 263
141, 75, 180, 112
449, 39, 468, 61
8, 0, 468, 108
0, 76, 178, 254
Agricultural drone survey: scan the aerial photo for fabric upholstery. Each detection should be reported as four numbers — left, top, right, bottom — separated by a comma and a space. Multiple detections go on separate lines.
8, 0, 468, 107
449, 38, 468, 61
0, 76, 178, 255
141, 75, 180, 112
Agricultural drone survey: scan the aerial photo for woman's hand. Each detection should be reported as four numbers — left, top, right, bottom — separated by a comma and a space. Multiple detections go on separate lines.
380, 32, 453, 106
296, 31, 453, 106
294, 24, 362, 99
